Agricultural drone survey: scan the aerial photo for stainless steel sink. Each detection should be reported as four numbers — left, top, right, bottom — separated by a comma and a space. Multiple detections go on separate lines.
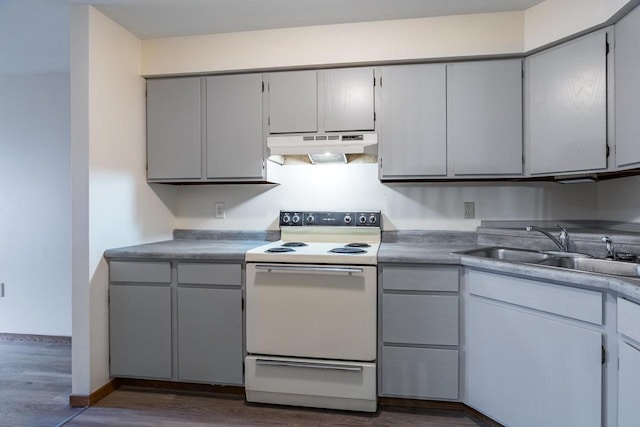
459, 247, 556, 264
538, 257, 640, 277
459, 246, 640, 278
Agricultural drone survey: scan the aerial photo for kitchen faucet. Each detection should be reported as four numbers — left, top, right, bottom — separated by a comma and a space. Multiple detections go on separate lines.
525, 224, 569, 252
601, 236, 616, 260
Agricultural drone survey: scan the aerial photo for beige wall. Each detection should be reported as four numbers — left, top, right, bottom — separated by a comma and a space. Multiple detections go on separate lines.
71, 5, 176, 396
142, 12, 524, 76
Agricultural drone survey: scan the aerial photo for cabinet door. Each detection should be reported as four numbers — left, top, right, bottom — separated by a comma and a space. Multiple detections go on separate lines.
450, 60, 523, 175
378, 64, 447, 178
268, 70, 318, 133
528, 31, 607, 175
206, 74, 264, 179
147, 77, 202, 180
466, 298, 601, 427
109, 284, 172, 379
618, 340, 640, 427
323, 67, 375, 132
615, 5, 640, 168
177, 286, 243, 385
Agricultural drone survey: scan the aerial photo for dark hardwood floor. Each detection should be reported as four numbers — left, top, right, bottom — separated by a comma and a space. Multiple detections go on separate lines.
0, 334, 492, 426
0, 334, 82, 427
65, 386, 492, 426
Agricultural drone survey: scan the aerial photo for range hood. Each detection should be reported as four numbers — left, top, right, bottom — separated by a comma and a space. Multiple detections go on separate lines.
267, 133, 377, 156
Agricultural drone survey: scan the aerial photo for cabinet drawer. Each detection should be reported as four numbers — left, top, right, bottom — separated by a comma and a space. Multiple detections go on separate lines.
618, 297, 640, 343
381, 346, 458, 400
382, 266, 459, 292
109, 261, 171, 284
468, 269, 602, 325
178, 263, 241, 286
383, 294, 458, 345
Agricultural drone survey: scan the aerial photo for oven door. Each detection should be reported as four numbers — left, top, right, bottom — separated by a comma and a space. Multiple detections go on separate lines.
246, 263, 377, 361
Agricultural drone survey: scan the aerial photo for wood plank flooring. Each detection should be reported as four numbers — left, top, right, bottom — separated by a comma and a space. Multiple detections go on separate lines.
0, 334, 82, 427
65, 386, 493, 426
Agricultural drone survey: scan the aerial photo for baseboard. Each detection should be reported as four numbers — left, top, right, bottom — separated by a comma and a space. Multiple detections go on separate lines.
118, 378, 246, 396
378, 397, 503, 427
0, 333, 71, 344
69, 378, 122, 407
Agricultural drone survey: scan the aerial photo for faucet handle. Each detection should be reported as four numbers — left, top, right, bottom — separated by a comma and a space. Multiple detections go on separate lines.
601, 235, 615, 259
554, 224, 569, 251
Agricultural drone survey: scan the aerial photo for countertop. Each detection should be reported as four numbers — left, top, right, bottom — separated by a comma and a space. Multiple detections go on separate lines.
103, 228, 640, 302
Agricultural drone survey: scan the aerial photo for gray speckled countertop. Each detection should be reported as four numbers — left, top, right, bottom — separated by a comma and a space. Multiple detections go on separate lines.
102, 228, 640, 302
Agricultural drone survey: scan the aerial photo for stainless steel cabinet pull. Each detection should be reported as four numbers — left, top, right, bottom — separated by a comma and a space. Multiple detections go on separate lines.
255, 265, 363, 274
256, 358, 363, 372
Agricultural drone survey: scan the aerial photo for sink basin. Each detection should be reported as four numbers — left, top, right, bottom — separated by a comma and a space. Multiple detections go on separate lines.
459, 247, 555, 264
539, 257, 640, 278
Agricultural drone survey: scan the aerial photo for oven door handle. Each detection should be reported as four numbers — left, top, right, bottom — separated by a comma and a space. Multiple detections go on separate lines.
254, 265, 364, 274
256, 358, 363, 372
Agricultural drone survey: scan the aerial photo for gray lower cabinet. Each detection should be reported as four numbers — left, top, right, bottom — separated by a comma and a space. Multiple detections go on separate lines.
378, 64, 447, 179
379, 265, 460, 400
617, 297, 640, 427
176, 263, 243, 385
465, 269, 603, 427
614, 4, 640, 169
527, 30, 609, 175
109, 261, 172, 379
109, 260, 243, 386
448, 59, 523, 176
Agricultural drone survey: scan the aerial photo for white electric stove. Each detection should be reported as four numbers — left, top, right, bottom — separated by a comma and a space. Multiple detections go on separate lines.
244, 210, 381, 412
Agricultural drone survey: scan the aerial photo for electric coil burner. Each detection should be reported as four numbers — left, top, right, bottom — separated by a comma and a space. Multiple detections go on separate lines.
245, 210, 381, 412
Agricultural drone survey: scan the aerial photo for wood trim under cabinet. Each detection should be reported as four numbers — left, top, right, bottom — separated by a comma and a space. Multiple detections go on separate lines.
69, 378, 122, 407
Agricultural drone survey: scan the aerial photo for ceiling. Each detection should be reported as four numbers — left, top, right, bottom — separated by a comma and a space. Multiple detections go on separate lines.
74, 0, 546, 39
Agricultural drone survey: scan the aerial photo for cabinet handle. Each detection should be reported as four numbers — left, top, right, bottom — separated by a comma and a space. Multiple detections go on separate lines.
256, 358, 363, 372
254, 265, 363, 274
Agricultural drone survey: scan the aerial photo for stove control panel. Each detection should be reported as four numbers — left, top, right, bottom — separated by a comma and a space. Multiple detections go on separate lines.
280, 211, 381, 227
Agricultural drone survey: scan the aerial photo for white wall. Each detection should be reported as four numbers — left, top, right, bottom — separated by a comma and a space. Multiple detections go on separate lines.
0, 0, 71, 336
175, 164, 598, 231
70, 5, 176, 395
597, 175, 640, 222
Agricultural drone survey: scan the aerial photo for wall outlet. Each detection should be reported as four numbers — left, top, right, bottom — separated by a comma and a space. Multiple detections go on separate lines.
464, 201, 475, 219
214, 202, 225, 219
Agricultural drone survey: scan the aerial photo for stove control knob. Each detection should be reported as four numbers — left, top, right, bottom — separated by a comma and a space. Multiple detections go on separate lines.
306, 214, 315, 224
344, 215, 352, 224
369, 215, 378, 224
359, 215, 367, 224
282, 214, 291, 224
292, 214, 300, 224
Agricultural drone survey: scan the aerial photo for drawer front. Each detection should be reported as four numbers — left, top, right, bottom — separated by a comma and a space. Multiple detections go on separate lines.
618, 297, 640, 343
178, 263, 241, 286
383, 294, 459, 345
381, 346, 459, 400
109, 261, 171, 284
382, 266, 459, 292
468, 269, 602, 325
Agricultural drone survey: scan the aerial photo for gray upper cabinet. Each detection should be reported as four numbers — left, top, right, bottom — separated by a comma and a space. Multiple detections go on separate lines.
147, 77, 202, 180
323, 67, 375, 132
206, 74, 264, 180
268, 70, 318, 133
267, 67, 375, 134
527, 31, 608, 175
615, 5, 640, 169
449, 60, 523, 176
378, 64, 447, 179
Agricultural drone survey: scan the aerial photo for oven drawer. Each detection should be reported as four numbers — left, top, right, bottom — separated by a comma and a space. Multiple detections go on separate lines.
246, 263, 377, 361
245, 355, 377, 412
